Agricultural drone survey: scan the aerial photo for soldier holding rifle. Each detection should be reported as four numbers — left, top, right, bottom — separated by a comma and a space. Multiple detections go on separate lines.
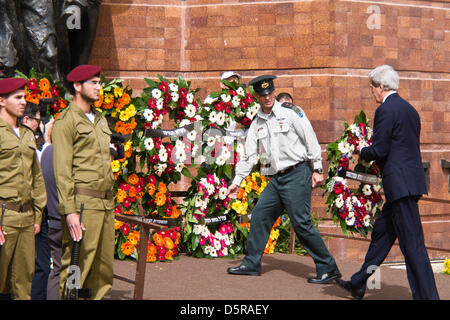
52, 65, 115, 299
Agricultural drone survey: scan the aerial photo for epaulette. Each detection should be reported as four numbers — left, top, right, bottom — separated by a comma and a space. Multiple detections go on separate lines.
281, 102, 304, 118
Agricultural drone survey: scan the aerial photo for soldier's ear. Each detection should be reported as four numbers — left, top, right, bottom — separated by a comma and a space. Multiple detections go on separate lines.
73, 81, 83, 94
0, 96, 5, 108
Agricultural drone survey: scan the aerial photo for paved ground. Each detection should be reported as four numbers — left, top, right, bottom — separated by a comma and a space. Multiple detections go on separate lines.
106, 253, 449, 300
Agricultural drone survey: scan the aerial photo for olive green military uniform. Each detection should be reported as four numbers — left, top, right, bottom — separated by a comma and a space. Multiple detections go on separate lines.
52, 102, 114, 300
0, 119, 47, 299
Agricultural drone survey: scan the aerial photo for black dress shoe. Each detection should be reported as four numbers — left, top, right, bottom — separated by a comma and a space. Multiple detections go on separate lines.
336, 279, 365, 300
227, 264, 261, 276
307, 269, 342, 284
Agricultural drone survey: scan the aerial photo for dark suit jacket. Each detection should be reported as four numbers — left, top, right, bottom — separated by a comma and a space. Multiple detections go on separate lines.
360, 93, 427, 204
40, 145, 61, 230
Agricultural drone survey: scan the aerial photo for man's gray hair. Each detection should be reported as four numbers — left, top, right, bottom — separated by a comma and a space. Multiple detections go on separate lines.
368, 65, 399, 91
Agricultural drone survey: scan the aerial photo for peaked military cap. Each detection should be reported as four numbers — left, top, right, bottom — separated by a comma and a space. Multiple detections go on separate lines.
249, 75, 277, 95
0, 77, 27, 95
66, 64, 101, 82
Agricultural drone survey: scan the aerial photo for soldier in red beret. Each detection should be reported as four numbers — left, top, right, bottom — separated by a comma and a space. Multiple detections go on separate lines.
52, 65, 116, 299
0, 78, 47, 299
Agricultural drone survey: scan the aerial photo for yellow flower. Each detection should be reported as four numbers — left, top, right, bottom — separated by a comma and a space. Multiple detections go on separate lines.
444, 258, 450, 275
111, 160, 121, 172
231, 200, 248, 215
119, 109, 131, 122
114, 86, 123, 98
127, 104, 136, 116
104, 93, 114, 105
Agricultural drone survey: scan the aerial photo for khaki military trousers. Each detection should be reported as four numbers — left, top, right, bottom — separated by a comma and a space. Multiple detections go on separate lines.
0, 209, 36, 299
59, 208, 114, 300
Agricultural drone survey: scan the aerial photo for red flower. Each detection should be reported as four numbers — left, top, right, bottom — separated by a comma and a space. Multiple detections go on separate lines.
338, 156, 349, 169
333, 183, 344, 195
120, 223, 130, 236
159, 82, 168, 92
241, 117, 252, 126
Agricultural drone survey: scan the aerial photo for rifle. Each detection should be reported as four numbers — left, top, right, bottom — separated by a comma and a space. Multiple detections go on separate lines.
62, 202, 91, 300
0, 204, 12, 300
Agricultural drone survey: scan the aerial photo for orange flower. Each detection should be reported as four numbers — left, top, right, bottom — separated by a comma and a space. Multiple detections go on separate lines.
171, 205, 180, 218
128, 173, 139, 185
103, 102, 114, 110
148, 244, 157, 256
237, 188, 246, 200
121, 241, 134, 256
163, 237, 174, 250
94, 95, 104, 108
147, 183, 156, 196
153, 233, 164, 246
54, 112, 61, 119
122, 93, 130, 105
115, 121, 125, 134
146, 252, 156, 262
272, 217, 282, 228
158, 182, 167, 194
155, 192, 166, 206
128, 231, 140, 246
165, 250, 174, 261
39, 78, 50, 91
59, 99, 67, 108
175, 232, 181, 245
116, 189, 127, 203
41, 90, 52, 99
128, 186, 137, 198
114, 220, 124, 230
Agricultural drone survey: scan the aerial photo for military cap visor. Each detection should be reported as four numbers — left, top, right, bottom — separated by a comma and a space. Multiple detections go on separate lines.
0, 78, 27, 95
249, 75, 277, 95
66, 64, 102, 82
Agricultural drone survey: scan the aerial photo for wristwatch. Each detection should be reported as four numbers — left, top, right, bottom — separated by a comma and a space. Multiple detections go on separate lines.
313, 168, 323, 174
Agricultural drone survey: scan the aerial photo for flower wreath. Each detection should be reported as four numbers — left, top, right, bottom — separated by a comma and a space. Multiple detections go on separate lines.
182, 173, 241, 258
322, 111, 383, 237
16, 68, 68, 119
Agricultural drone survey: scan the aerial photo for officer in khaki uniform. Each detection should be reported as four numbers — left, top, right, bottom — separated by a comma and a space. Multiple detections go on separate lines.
52, 65, 115, 299
227, 75, 341, 283
0, 78, 47, 299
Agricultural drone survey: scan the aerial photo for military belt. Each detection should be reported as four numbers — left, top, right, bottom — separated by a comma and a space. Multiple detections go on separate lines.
0, 201, 32, 213
267, 161, 307, 178
75, 187, 113, 200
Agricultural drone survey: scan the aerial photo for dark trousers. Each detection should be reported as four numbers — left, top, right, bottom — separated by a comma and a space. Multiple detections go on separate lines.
242, 165, 338, 276
31, 217, 51, 300
350, 196, 439, 300
47, 226, 62, 300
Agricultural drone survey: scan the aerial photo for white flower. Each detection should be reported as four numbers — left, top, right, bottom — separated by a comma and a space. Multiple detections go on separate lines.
362, 184, 372, 196
246, 108, 257, 120
208, 111, 217, 123
373, 184, 381, 192
338, 140, 351, 155
335, 194, 344, 208
179, 119, 191, 127
216, 112, 225, 126
216, 155, 226, 166
206, 136, 215, 147
221, 248, 228, 256
364, 201, 372, 212
214, 238, 222, 251
171, 92, 179, 102
349, 124, 360, 136
232, 95, 241, 107
175, 148, 186, 163
253, 103, 261, 112
169, 83, 178, 92
185, 104, 197, 118
220, 147, 231, 161
156, 163, 167, 174
187, 130, 197, 142
218, 187, 228, 200
204, 95, 217, 105
236, 87, 245, 96
363, 215, 371, 227
159, 148, 168, 162
345, 215, 355, 226
205, 183, 215, 195
220, 94, 231, 103
144, 138, 154, 151
193, 224, 203, 235
143, 109, 154, 122
175, 162, 184, 172
156, 98, 164, 110
186, 93, 194, 103
152, 88, 162, 99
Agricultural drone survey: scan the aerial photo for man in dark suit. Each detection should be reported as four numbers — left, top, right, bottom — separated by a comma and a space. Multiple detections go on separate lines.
336, 65, 439, 300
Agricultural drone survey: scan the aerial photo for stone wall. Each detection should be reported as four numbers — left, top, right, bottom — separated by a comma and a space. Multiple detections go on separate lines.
91, 0, 450, 262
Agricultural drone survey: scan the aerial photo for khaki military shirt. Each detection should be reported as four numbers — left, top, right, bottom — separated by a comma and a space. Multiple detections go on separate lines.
232, 100, 323, 186
52, 102, 114, 215
0, 119, 46, 225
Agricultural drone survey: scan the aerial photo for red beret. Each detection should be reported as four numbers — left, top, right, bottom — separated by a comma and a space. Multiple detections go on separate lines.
66, 64, 101, 82
0, 78, 27, 95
